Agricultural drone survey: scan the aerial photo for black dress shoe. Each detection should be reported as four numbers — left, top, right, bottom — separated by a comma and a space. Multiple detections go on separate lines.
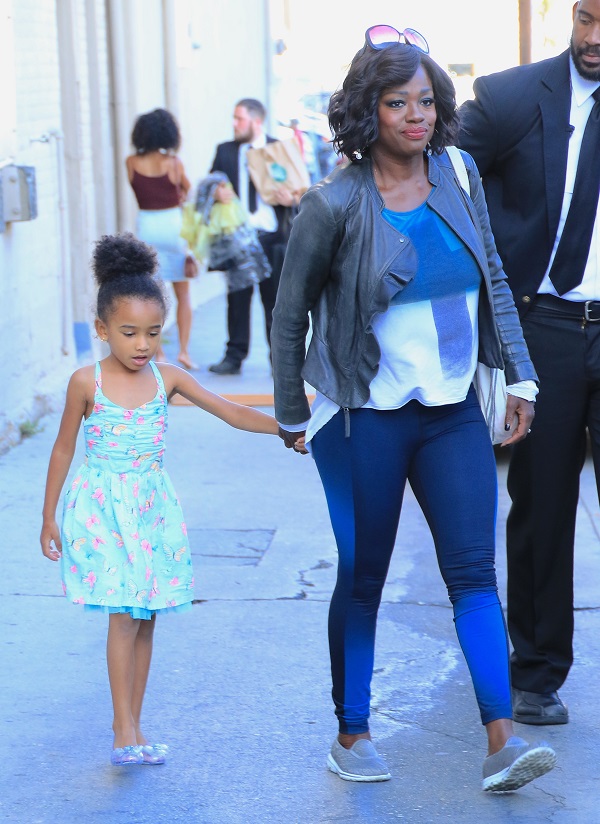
208, 358, 241, 376
512, 687, 569, 725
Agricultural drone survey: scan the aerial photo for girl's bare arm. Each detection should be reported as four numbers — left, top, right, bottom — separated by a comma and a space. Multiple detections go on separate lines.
40, 370, 90, 559
159, 364, 279, 435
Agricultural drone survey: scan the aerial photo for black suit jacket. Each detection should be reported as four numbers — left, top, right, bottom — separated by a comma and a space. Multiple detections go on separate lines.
210, 137, 292, 240
458, 50, 573, 316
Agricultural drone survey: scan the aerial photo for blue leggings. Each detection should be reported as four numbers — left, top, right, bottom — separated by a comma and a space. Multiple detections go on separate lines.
311, 389, 512, 733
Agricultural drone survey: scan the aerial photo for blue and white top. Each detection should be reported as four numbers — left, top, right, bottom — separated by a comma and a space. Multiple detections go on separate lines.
306, 198, 481, 444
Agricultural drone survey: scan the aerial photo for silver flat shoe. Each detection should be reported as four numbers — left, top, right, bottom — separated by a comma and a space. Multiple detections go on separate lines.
482, 736, 556, 792
141, 743, 168, 765
110, 745, 144, 766
327, 738, 391, 782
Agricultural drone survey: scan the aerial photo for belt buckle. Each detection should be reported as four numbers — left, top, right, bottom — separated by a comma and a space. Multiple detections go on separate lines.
584, 301, 600, 322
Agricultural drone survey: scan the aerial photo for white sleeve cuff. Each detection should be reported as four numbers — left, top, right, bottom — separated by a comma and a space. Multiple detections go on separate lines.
506, 379, 539, 402
277, 419, 310, 432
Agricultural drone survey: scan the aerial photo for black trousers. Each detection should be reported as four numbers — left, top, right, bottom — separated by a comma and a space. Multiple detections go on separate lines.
507, 297, 600, 693
224, 231, 286, 366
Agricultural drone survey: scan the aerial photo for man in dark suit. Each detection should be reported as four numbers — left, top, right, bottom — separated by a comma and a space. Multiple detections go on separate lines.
458, 0, 600, 725
209, 98, 296, 375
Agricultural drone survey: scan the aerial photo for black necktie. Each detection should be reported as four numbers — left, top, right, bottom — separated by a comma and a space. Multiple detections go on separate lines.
248, 179, 257, 213
549, 88, 600, 296
240, 143, 257, 213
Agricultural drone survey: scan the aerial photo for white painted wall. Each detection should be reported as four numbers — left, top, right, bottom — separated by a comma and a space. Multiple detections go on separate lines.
174, 0, 272, 187
0, 0, 75, 450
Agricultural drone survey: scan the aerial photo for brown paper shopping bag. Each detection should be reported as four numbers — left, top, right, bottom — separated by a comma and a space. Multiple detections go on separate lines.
246, 138, 310, 205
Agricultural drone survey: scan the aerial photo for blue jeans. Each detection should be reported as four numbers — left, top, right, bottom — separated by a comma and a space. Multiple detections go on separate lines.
311, 388, 512, 733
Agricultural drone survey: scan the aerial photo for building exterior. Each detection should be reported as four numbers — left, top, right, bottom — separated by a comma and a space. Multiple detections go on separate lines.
0, 0, 272, 452
2, 0, 571, 453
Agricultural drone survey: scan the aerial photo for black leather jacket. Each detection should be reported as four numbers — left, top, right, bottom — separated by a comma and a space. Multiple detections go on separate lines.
271, 150, 537, 427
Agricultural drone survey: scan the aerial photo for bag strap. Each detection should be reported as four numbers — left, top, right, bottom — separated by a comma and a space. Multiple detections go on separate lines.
445, 145, 484, 242
446, 146, 470, 195
447, 147, 506, 387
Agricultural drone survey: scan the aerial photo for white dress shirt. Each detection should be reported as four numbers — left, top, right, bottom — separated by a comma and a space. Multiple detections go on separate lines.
238, 135, 277, 234
538, 58, 600, 301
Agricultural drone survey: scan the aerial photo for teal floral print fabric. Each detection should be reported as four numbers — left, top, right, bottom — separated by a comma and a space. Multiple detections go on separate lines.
60, 361, 194, 619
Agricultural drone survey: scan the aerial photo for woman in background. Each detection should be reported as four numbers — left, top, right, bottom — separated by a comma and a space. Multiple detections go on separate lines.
126, 107, 197, 369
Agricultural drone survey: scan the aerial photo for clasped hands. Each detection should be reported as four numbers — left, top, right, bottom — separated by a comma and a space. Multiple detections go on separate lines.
278, 427, 308, 455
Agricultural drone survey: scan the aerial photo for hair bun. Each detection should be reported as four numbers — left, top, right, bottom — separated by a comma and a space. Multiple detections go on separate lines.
93, 232, 157, 285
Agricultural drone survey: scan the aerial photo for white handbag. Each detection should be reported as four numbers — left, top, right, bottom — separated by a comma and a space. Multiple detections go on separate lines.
472, 359, 509, 444
446, 146, 509, 445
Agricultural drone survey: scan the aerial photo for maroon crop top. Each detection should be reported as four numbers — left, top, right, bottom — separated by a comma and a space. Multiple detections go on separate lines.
130, 170, 181, 210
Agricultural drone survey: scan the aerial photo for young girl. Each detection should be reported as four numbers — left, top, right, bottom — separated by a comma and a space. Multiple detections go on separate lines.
40, 232, 279, 767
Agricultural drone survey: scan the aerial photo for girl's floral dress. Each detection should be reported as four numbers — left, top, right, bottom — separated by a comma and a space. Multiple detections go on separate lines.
60, 361, 194, 619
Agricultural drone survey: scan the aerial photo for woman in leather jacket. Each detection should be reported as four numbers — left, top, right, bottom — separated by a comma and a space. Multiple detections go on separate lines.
271, 27, 556, 792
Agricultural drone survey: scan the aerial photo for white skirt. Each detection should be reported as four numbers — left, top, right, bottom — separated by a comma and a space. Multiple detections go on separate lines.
137, 207, 188, 283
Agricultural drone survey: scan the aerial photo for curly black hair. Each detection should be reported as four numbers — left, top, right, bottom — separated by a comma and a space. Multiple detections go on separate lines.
328, 43, 458, 161
131, 108, 181, 154
93, 232, 167, 321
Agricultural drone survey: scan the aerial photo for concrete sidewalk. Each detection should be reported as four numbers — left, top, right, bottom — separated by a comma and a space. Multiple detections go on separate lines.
1, 281, 600, 823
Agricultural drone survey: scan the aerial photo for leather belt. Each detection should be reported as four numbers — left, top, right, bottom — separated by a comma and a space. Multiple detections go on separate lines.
534, 293, 600, 322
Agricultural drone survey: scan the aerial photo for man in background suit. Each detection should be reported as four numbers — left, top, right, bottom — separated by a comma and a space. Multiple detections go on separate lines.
209, 98, 296, 375
458, 0, 600, 724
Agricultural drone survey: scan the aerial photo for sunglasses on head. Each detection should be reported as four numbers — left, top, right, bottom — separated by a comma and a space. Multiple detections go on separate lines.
365, 25, 429, 54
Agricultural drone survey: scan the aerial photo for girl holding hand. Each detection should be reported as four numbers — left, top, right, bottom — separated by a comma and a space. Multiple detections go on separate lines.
41, 232, 278, 766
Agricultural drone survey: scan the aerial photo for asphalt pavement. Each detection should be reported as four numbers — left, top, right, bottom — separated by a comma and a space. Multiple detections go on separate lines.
2, 272, 600, 823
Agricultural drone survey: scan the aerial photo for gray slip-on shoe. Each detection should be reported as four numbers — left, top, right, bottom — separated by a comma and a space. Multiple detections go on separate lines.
482, 736, 556, 792
327, 738, 391, 782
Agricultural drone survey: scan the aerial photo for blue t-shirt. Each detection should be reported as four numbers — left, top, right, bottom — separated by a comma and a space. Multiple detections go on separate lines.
365, 200, 481, 408
305, 197, 482, 444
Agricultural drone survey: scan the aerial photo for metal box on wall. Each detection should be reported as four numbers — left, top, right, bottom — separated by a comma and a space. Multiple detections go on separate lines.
1, 165, 37, 223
